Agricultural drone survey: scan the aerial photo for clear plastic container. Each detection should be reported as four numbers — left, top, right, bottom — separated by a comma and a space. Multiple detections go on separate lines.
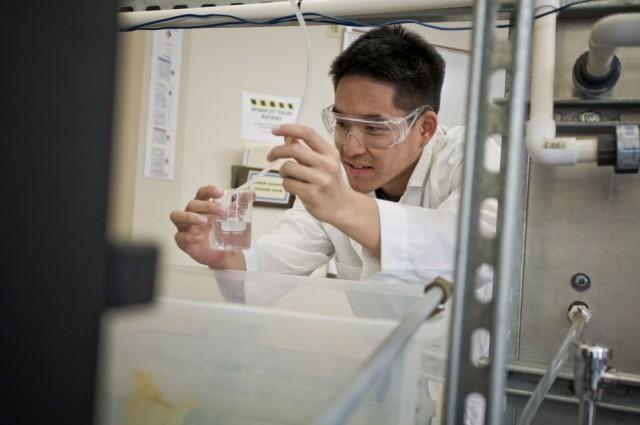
98, 298, 425, 425
159, 267, 429, 321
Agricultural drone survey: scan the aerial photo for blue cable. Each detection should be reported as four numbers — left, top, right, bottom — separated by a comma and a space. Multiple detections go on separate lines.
120, 0, 598, 33
122, 13, 292, 31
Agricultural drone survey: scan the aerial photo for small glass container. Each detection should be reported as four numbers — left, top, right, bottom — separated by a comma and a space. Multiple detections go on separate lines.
211, 189, 253, 250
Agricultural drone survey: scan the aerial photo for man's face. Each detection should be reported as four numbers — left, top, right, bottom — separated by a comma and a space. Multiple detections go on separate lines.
333, 75, 436, 197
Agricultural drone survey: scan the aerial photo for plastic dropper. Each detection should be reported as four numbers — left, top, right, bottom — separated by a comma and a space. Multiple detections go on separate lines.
236, 0, 311, 192
236, 160, 283, 191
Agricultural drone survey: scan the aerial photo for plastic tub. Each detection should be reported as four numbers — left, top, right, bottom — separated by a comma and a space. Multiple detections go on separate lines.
98, 298, 426, 425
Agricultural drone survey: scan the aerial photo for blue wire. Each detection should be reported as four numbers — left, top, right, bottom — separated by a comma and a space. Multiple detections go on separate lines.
123, 13, 292, 31
122, 12, 474, 32
121, 0, 598, 33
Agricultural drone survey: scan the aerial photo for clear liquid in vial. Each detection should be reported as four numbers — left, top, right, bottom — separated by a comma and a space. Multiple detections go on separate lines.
212, 218, 252, 250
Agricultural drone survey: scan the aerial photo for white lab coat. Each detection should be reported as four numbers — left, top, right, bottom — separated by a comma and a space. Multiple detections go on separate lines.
247, 125, 500, 285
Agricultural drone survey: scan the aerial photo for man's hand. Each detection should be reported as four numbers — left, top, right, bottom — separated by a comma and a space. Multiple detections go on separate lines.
268, 124, 381, 256
169, 185, 246, 270
268, 124, 352, 225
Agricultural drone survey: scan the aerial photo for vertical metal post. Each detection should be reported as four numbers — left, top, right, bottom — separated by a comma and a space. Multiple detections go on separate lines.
443, 1, 535, 424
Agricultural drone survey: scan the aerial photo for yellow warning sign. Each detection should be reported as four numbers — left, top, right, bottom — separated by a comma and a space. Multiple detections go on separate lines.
242, 91, 300, 143
250, 98, 295, 110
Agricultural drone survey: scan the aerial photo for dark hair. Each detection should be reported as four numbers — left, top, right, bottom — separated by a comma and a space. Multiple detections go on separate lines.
329, 25, 445, 113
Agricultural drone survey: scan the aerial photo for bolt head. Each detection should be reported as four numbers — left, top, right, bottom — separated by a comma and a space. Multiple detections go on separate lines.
578, 111, 602, 123
571, 273, 591, 291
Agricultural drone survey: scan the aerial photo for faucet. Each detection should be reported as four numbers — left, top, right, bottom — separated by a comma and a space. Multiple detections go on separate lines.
573, 342, 611, 425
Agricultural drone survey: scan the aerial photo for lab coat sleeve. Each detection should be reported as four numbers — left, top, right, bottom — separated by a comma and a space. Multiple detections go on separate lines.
365, 190, 497, 284
249, 199, 335, 275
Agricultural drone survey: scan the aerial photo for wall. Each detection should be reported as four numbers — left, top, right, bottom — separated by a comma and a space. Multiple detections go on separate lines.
109, 26, 336, 267
520, 18, 640, 374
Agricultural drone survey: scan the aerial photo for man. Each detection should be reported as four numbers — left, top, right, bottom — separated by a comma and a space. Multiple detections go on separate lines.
170, 25, 498, 284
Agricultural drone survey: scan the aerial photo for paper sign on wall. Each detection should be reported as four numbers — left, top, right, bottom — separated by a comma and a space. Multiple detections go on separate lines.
241, 91, 300, 143
144, 29, 183, 180
248, 170, 291, 205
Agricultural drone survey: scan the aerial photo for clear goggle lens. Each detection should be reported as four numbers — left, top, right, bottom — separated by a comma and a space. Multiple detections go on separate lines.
321, 105, 430, 149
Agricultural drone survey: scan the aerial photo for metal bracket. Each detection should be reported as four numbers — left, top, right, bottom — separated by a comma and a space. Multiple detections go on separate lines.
554, 98, 640, 136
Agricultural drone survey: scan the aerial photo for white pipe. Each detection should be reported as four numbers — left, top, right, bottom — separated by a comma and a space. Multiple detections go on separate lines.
118, 0, 474, 31
586, 13, 640, 77
525, 0, 598, 166
529, 0, 558, 121
576, 137, 599, 163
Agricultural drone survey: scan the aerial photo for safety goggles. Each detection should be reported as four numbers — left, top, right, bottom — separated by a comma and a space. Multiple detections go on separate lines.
321, 104, 431, 150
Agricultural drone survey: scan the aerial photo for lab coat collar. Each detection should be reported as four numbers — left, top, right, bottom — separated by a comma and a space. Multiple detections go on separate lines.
406, 125, 446, 190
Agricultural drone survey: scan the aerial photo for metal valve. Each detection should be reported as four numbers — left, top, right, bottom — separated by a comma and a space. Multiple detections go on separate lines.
573, 342, 611, 425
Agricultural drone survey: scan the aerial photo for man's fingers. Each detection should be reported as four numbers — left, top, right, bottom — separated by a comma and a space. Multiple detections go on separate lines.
174, 231, 206, 248
267, 142, 321, 167
185, 199, 226, 215
195, 185, 224, 200
279, 161, 327, 186
271, 124, 333, 155
281, 177, 308, 199
170, 210, 209, 229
